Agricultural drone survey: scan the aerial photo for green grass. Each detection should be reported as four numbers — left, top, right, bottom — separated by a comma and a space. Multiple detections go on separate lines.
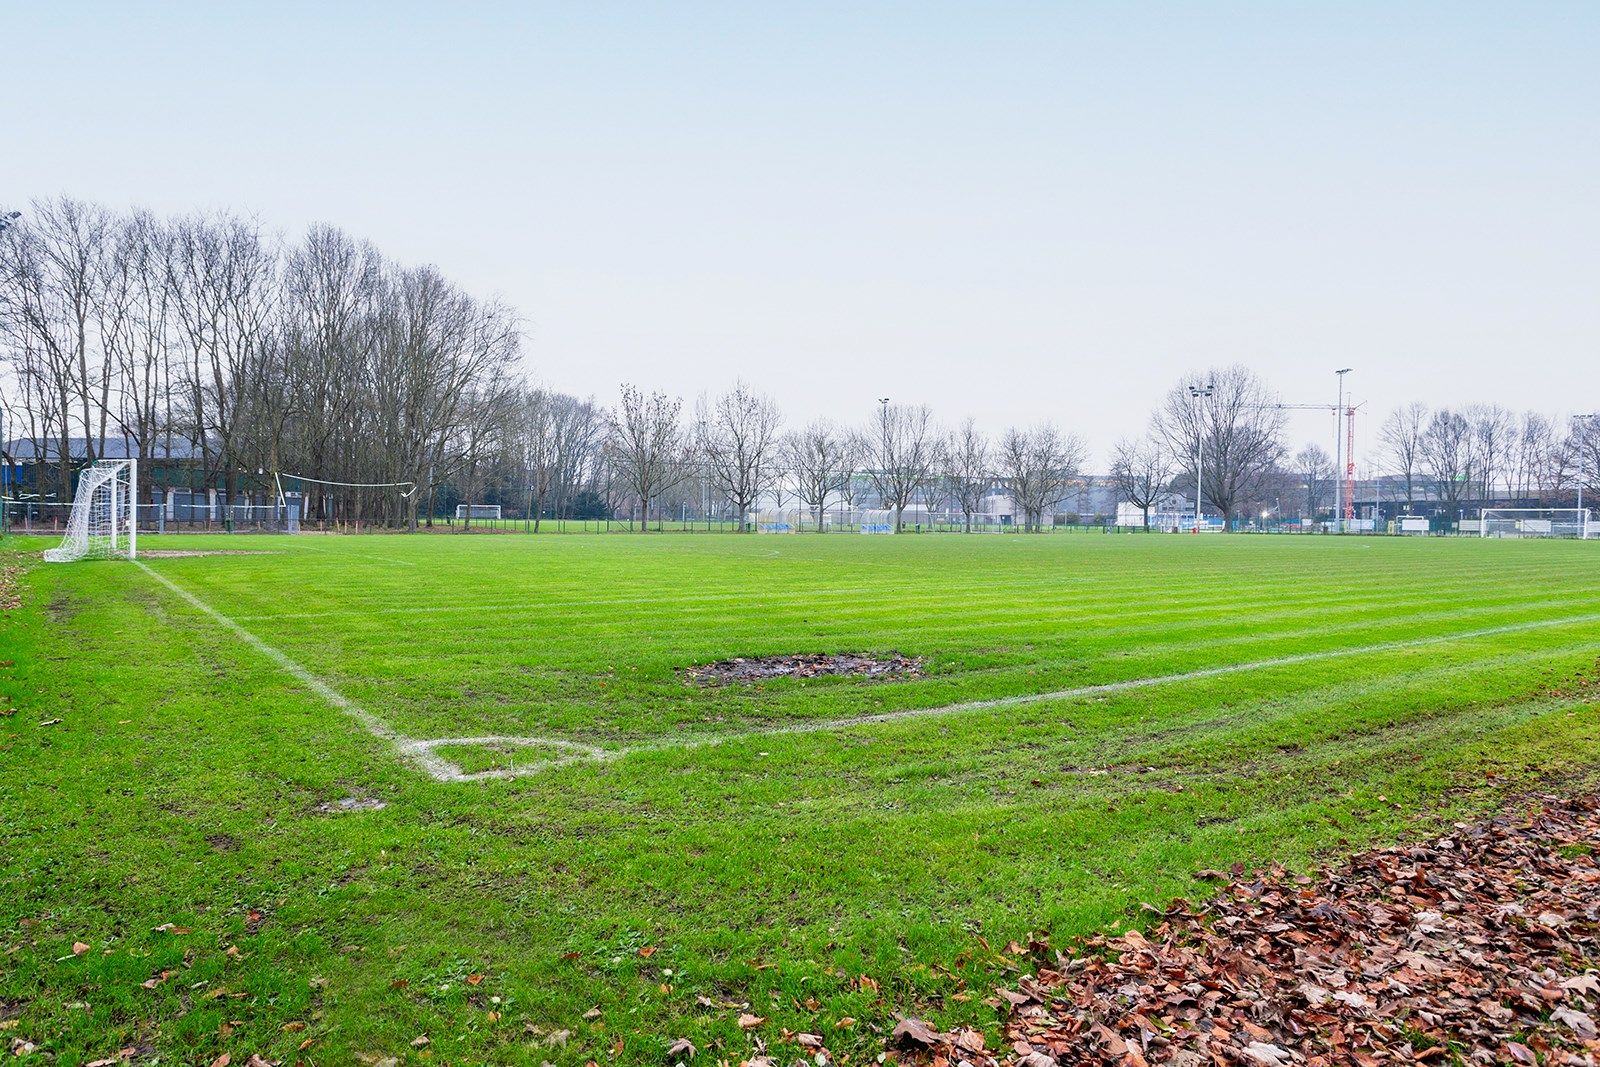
3, 531, 1600, 1065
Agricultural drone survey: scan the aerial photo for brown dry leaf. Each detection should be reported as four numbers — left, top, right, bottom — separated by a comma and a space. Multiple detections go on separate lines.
209, 1055, 231, 1067
738, 1013, 767, 1030
891, 1019, 942, 1048
888, 791, 1600, 1067
410, 1034, 430, 1048
638, 945, 656, 958
72, 941, 90, 955
667, 1037, 697, 1059
282, 1021, 306, 1033
466, 973, 484, 986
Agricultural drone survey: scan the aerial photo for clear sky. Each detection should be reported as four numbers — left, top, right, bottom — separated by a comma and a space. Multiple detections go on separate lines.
7, 2, 1597, 468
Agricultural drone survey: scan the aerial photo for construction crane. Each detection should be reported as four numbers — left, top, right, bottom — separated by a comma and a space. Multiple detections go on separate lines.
1256, 401, 1362, 523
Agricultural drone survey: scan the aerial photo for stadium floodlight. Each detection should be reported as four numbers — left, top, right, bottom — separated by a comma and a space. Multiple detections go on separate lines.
43, 459, 138, 562
1187, 382, 1215, 532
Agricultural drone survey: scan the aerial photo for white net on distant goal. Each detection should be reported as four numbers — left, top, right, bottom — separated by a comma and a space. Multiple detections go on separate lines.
44, 459, 138, 562
1480, 508, 1592, 540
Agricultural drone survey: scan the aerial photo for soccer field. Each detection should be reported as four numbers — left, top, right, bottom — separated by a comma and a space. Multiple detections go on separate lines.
5, 532, 1600, 1063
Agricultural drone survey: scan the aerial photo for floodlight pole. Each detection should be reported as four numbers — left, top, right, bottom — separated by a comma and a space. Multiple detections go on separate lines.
1334, 368, 1351, 532
1577, 414, 1596, 517
1187, 383, 1214, 532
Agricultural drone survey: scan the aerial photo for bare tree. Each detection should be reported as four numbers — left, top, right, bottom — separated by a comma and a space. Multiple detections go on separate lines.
698, 381, 782, 531
1155, 366, 1287, 527
998, 422, 1087, 532
1469, 404, 1515, 504
1108, 435, 1170, 528
948, 418, 991, 533
862, 402, 940, 532
610, 385, 687, 531
1379, 402, 1427, 512
1293, 443, 1334, 519
782, 419, 855, 531
0, 198, 114, 498
1421, 408, 1473, 518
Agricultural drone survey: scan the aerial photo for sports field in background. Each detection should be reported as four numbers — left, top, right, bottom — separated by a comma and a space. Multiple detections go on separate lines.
4, 533, 1600, 1064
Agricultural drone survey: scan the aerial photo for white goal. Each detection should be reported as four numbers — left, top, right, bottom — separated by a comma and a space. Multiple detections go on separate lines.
1480, 508, 1591, 540
455, 503, 501, 520
44, 459, 138, 562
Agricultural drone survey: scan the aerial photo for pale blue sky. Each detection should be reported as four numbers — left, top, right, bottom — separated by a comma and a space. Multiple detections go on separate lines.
7, 2, 1597, 465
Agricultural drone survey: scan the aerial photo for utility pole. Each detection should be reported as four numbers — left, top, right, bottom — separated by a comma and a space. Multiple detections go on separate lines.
1187, 382, 1215, 532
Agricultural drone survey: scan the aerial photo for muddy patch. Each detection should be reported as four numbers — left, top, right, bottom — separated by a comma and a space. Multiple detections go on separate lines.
45, 591, 78, 622
681, 652, 925, 686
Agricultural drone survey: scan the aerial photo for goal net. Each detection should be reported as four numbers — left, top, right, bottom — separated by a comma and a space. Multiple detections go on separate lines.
44, 459, 138, 563
1480, 508, 1592, 540
455, 504, 502, 520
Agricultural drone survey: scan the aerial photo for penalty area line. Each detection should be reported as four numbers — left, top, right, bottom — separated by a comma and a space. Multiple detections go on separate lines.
135, 561, 464, 782
135, 560, 1600, 786
437, 610, 1600, 781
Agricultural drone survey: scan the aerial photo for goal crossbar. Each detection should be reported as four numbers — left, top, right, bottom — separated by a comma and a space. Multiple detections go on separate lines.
1480, 508, 1592, 540
43, 458, 138, 562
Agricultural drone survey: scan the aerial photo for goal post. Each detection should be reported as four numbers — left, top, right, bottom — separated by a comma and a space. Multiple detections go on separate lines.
44, 458, 138, 563
1480, 508, 1592, 540
455, 503, 502, 521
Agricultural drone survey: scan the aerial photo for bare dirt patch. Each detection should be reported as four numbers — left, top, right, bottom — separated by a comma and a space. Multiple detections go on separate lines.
681, 652, 925, 686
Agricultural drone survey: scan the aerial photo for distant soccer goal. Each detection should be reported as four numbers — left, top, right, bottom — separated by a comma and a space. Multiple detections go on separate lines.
1480, 508, 1591, 540
44, 459, 138, 563
455, 504, 502, 521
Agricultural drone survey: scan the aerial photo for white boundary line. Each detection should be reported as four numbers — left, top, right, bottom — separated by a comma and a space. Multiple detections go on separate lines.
136, 561, 1600, 784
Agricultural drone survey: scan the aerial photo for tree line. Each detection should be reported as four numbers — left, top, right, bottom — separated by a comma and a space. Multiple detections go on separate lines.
3, 198, 1597, 531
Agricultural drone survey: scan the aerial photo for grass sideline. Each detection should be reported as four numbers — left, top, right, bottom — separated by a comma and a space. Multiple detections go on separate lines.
2, 532, 1600, 1064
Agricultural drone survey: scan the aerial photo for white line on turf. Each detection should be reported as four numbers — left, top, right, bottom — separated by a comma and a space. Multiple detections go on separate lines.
135, 561, 461, 782
432, 610, 1600, 781
137, 561, 1600, 784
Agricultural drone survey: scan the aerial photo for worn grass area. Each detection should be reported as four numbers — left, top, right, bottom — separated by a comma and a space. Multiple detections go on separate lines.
2, 531, 1599, 1064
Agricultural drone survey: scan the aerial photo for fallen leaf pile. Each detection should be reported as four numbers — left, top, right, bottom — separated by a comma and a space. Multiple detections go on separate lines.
0, 562, 22, 612
681, 652, 924, 685
897, 792, 1600, 1066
